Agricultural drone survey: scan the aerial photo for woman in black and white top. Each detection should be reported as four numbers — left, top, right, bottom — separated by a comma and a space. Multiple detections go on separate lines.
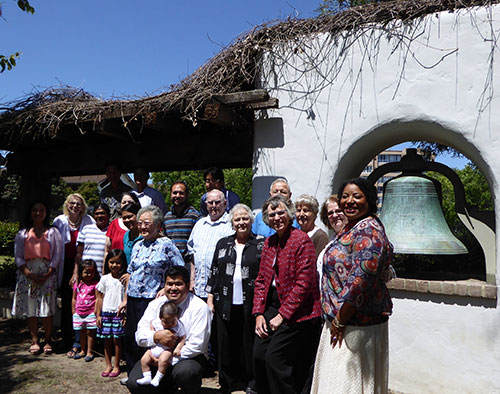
206, 203, 264, 394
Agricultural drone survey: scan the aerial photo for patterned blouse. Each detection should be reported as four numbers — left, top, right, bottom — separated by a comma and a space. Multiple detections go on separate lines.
321, 216, 393, 326
127, 236, 184, 299
206, 233, 265, 321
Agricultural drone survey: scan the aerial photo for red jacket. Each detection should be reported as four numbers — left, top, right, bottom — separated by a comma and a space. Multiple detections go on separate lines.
252, 227, 321, 324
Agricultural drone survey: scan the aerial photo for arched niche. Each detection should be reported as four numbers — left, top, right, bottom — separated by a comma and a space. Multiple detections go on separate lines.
332, 120, 496, 284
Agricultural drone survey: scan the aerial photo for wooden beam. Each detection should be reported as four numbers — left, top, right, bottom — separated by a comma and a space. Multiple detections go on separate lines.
214, 89, 269, 105
203, 102, 234, 128
247, 98, 279, 110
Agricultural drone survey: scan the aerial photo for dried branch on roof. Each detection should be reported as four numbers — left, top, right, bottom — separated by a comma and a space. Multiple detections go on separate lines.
0, 0, 497, 143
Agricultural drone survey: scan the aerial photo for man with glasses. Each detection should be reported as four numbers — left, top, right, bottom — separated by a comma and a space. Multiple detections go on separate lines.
199, 167, 240, 216
187, 189, 233, 300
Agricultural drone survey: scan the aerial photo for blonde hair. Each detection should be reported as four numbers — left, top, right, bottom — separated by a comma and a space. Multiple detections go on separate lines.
63, 193, 88, 217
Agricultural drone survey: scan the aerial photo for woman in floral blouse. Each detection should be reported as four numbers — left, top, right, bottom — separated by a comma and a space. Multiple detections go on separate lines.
311, 178, 393, 394
206, 204, 264, 394
123, 205, 184, 377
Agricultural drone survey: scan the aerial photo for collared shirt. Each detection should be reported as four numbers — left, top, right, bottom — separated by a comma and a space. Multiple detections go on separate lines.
135, 293, 212, 365
100, 181, 132, 220
252, 227, 321, 324
200, 187, 240, 216
187, 213, 234, 298
133, 186, 167, 214
206, 233, 264, 320
127, 237, 184, 298
164, 205, 201, 258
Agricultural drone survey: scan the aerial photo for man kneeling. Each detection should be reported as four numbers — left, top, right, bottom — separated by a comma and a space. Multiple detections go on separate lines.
127, 266, 212, 393
137, 301, 186, 387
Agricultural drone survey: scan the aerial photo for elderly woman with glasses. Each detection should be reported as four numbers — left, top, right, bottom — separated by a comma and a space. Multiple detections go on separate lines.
252, 195, 322, 394
123, 205, 184, 378
295, 194, 329, 258
206, 204, 264, 394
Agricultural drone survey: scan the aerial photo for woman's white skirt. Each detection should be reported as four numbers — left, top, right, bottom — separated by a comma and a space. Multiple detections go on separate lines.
311, 320, 389, 394
12, 259, 57, 318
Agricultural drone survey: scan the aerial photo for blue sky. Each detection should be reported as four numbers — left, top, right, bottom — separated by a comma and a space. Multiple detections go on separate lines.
1, 1, 317, 101
1, 1, 469, 169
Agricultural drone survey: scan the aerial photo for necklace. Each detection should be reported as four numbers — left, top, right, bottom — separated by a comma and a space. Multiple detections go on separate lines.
68, 216, 82, 229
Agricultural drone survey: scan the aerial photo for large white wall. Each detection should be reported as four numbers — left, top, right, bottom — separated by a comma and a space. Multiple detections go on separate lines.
253, 4, 500, 393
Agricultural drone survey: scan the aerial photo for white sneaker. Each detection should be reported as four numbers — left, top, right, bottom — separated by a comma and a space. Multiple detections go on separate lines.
120, 377, 128, 386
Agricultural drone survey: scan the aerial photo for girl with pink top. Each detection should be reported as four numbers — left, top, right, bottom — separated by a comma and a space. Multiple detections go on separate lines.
12, 201, 62, 355
72, 259, 100, 361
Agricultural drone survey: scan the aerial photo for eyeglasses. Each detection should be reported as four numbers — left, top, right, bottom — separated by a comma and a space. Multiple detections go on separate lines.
137, 221, 154, 228
206, 200, 222, 206
69, 201, 82, 207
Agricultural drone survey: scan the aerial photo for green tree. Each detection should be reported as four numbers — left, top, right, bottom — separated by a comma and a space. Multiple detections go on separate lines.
152, 168, 253, 211
1, 0, 35, 72
0, 172, 20, 204
75, 181, 100, 209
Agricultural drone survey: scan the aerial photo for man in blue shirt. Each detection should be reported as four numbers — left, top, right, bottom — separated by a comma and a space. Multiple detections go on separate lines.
252, 178, 299, 237
199, 167, 240, 216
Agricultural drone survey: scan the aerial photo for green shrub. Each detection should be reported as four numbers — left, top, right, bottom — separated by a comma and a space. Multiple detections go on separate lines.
0, 221, 19, 255
0, 256, 16, 287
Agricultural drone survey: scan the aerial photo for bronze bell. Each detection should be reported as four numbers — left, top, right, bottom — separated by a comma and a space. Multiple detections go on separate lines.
379, 175, 468, 255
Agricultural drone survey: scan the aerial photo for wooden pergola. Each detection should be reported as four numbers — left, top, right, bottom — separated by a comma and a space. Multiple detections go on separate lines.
0, 88, 277, 220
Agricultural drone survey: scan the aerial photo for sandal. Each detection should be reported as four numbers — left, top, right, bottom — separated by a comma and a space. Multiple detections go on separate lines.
43, 343, 53, 354
66, 347, 78, 358
73, 351, 85, 360
29, 343, 40, 354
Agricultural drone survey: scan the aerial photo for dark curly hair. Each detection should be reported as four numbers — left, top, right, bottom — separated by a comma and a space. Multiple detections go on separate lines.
337, 177, 378, 217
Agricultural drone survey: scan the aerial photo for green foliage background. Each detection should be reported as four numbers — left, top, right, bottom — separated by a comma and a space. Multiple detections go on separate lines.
152, 168, 253, 211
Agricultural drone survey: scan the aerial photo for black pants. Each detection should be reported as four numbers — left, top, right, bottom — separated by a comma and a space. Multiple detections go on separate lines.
125, 296, 153, 375
253, 287, 321, 394
216, 305, 255, 392
126, 354, 206, 394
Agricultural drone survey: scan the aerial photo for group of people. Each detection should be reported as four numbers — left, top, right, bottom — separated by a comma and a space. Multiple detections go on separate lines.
11, 162, 395, 394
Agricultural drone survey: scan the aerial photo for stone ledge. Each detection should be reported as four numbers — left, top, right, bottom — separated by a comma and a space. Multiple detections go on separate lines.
387, 278, 497, 300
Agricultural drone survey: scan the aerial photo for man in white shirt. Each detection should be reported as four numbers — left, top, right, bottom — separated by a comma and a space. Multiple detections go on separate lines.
127, 266, 212, 393
132, 167, 167, 214
187, 189, 233, 299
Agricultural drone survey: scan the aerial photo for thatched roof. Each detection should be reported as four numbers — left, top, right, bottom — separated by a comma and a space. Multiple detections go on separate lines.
0, 0, 497, 148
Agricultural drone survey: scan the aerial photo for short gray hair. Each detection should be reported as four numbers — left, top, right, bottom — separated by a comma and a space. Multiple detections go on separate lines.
137, 205, 163, 226
262, 195, 295, 226
229, 203, 255, 227
207, 189, 226, 203
269, 178, 290, 193
295, 194, 320, 216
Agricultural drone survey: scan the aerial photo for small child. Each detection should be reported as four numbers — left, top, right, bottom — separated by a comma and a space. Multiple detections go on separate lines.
137, 301, 186, 387
72, 259, 100, 361
95, 249, 128, 377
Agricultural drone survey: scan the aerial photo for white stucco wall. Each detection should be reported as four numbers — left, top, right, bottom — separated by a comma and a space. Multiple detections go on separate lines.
253, 4, 500, 393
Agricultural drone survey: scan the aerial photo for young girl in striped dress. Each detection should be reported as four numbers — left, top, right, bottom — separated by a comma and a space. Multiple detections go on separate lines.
95, 249, 128, 377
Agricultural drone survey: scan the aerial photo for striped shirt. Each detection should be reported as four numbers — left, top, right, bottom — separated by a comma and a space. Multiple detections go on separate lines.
164, 205, 201, 258
187, 213, 234, 298
77, 223, 107, 274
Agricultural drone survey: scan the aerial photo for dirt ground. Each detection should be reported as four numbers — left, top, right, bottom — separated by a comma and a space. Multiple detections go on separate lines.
0, 318, 227, 393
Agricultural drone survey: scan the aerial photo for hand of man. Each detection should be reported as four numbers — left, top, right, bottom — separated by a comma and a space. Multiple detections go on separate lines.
153, 329, 177, 349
